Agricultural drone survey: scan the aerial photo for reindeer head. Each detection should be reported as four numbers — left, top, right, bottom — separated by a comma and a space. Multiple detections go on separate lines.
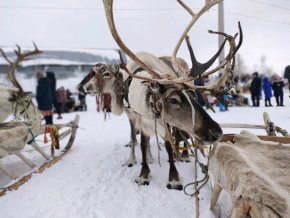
0, 43, 43, 121
77, 64, 122, 96
76, 63, 126, 115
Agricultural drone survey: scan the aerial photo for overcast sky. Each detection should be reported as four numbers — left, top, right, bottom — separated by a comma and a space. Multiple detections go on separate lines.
0, 0, 289, 76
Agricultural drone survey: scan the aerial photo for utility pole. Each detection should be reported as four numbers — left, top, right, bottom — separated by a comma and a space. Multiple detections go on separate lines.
218, 1, 225, 76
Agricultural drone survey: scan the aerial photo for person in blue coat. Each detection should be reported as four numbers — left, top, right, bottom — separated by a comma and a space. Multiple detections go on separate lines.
36, 72, 53, 124
262, 77, 273, 107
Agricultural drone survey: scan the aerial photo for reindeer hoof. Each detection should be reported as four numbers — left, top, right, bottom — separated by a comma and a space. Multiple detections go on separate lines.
135, 172, 151, 185
167, 183, 183, 191
123, 155, 137, 167
167, 176, 183, 191
125, 141, 138, 147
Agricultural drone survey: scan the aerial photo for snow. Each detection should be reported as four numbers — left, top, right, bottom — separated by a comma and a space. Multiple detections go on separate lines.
0, 89, 289, 217
20, 59, 96, 67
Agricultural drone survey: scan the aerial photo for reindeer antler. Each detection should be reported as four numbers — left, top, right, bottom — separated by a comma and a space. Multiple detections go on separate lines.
184, 24, 243, 111
104, 0, 243, 111
0, 42, 42, 94
172, 0, 224, 74
103, 0, 163, 79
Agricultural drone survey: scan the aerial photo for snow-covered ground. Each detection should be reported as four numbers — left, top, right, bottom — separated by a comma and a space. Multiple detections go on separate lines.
0, 91, 289, 218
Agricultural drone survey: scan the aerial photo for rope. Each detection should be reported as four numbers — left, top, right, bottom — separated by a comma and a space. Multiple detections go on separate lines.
153, 94, 162, 167
266, 121, 290, 137
44, 126, 61, 147
184, 160, 209, 197
175, 144, 194, 151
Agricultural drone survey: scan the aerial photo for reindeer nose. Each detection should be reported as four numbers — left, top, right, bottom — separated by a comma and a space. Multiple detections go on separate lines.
207, 127, 223, 142
84, 84, 92, 92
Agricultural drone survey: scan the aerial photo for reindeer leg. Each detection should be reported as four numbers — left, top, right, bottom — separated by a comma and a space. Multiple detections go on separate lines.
165, 141, 182, 190
125, 119, 138, 147
123, 119, 137, 167
135, 132, 150, 185
146, 137, 154, 164
179, 140, 191, 163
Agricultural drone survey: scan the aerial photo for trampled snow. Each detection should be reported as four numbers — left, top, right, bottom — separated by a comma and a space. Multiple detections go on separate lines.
0, 89, 289, 218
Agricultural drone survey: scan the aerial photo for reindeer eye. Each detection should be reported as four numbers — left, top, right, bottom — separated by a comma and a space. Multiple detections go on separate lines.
103, 72, 110, 77
170, 98, 179, 104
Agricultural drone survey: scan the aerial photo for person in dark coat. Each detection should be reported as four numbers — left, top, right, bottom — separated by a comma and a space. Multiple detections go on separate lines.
249, 72, 261, 107
272, 76, 285, 106
46, 72, 62, 119
194, 78, 205, 107
262, 77, 273, 107
284, 65, 290, 93
78, 93, 87, 111
36, 72, 53, 124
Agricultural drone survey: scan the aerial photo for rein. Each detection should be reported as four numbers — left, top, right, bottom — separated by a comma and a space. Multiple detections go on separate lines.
0, 122, 36, 145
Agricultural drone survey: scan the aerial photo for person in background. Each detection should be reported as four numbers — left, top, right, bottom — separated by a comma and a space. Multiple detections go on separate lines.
194, 78, 205, 107
272, 76, 285, 106
59, 87, 68, 113
46, 72, 62, 119
249, 72, 261, 107
217, 73, 228, 112
262, 77, 273, 107
67, 89, 73, 100
36, 72, 53, 124
284, 65, 290, 95
78, 93, 87, 111
66, 89, 75, 112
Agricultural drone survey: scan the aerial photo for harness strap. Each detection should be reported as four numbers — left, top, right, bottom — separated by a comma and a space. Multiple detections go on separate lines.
0, 122, 36, 145
19, 100, 31, 115
175, 144, 194, 151
123, 67, 144, 108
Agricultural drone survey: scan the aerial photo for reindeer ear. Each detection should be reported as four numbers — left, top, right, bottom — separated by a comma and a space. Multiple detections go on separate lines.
141, 81, 161, 93
113, 64, 120, 73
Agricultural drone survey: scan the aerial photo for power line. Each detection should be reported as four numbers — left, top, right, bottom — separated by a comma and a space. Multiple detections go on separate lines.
0, 45, 119, 50
249, 0, 290, 10
0, 6, 199, 11
0, 5, 289, 25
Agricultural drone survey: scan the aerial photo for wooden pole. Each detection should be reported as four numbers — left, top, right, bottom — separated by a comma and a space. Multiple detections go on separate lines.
195, 146, 199, 218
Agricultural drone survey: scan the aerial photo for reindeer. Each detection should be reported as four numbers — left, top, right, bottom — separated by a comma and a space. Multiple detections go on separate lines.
77, 57, 195, 165
81, 0, 242, 189
0, 43, 42, 123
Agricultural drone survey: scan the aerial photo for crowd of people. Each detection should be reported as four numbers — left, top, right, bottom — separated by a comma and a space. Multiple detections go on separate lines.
193, 67, 289, 111
35, 71, 87, 124
249, 72, 286, 107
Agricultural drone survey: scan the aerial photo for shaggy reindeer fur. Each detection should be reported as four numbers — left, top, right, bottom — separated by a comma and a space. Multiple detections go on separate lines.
0, 120, 41, 158
209, 130, 290, 217
0, 85, 41, 123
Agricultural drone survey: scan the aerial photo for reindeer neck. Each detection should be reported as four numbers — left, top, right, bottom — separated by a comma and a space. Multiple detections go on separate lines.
0, 87, 14, 123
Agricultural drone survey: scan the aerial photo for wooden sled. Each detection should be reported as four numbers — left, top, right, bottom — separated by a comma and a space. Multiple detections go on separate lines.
0, 114, 79, 197
209, 112, 290, 217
